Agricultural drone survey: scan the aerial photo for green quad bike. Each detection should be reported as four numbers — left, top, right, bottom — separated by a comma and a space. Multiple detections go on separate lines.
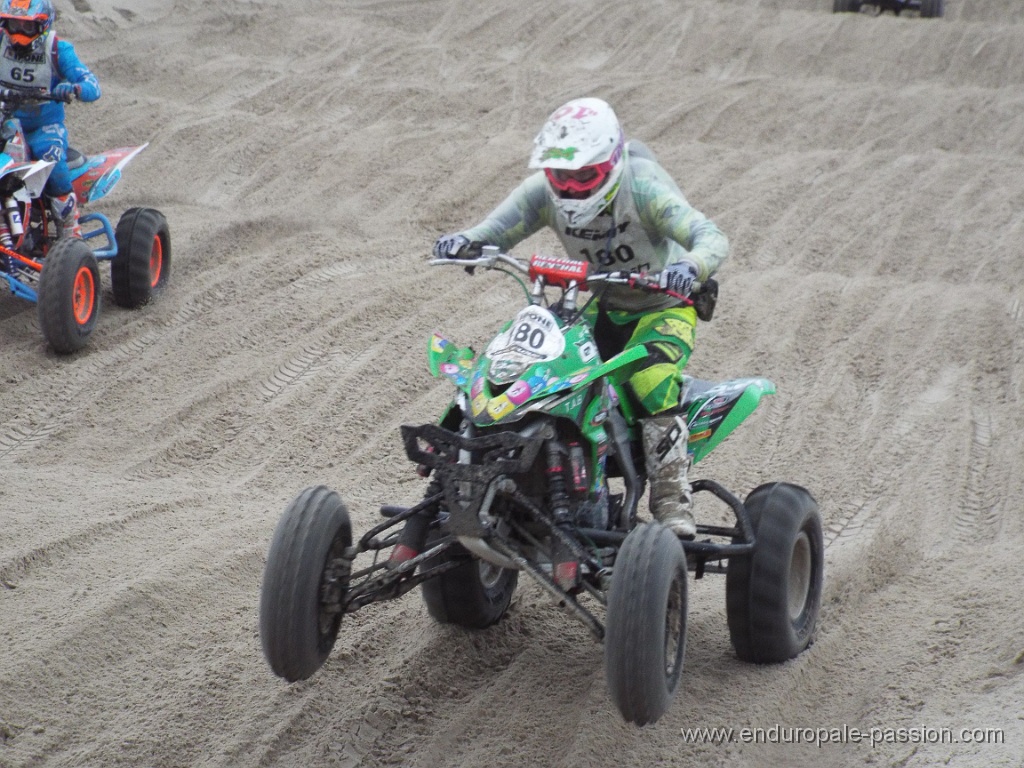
259, 247, 824, 726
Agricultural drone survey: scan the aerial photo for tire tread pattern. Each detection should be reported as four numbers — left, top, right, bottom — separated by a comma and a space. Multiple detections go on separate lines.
420, 539, 517, 629
605, 522, 687, 726
37, 238, 100, 353
112, 207, 171, 308
725, 482, 824, 664
259, 485, 351, 682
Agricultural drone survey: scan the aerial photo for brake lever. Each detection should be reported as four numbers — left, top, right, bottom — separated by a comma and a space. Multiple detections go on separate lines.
627, 273, 660, 292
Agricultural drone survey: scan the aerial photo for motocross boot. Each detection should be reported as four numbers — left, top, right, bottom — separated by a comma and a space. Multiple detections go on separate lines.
641, 413, 696, 539
49, 192, 82, 239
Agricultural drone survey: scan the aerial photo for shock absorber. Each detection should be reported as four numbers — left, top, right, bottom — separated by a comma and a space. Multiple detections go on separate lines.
0, 197, 19, 248
567, 441, 589, 495
3, 197, 23, 244
545, 441, 572, 525
546, 440, 581, 590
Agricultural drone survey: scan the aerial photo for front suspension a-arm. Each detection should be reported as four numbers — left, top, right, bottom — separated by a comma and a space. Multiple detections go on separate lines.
331, 492, 461, 614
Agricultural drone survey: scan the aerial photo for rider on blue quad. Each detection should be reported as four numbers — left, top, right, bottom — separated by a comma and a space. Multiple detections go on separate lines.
0, 0, 101, 238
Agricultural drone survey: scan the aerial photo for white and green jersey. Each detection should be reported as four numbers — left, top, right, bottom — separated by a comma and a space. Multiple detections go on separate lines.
460, 143, 729, 313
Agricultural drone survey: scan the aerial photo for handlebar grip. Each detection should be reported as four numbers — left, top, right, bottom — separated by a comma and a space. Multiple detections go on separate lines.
0, 86, 58, 103
463, 241, 486, 259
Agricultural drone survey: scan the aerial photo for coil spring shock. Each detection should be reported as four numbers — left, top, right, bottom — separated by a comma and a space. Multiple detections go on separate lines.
546, 441, 572, 525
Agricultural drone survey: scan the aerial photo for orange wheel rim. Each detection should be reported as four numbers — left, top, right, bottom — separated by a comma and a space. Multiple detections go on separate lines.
73, 266, 96, 325
149, 236, 163, 288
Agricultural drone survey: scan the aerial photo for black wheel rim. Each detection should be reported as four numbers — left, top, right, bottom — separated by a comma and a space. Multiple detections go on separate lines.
317, 535, 350, 646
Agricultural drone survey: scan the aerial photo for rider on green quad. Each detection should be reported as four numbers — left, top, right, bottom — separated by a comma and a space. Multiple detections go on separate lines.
433, 97, 729, 538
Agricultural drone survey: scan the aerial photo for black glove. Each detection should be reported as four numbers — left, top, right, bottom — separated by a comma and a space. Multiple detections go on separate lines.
432, 233, 472, 259
658, 261, 698, 297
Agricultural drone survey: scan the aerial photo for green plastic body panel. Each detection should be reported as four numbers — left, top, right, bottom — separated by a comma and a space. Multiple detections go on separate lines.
686, 378, 775, 464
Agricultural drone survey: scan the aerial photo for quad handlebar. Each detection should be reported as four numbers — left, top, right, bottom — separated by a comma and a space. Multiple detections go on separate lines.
429, 245, 699, 302
0, 86, 72, 107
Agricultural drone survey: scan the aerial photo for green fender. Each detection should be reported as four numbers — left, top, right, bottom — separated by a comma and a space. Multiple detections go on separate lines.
687, 378, 775, 464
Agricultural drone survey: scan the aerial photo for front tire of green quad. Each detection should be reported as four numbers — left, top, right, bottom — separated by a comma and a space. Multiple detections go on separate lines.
111, 207, 171, 308
420, 537, 518, 629
37, 238, 100, 354
919, 0, 944, 17
833, 0, 863, 12
259, 485, 352, 682
725, 483, 824, 663
605, 522, 688, 726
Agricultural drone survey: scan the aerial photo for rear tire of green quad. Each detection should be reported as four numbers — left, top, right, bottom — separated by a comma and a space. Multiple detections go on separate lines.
605, 522, 688, 726
420, 537, 518, 629
833, 0, 863, 12
111, 207, 170, 308
259, 485, 352, 682
919, 0, 944, 18
725, 483, 824, 663
37, 238, 100, 354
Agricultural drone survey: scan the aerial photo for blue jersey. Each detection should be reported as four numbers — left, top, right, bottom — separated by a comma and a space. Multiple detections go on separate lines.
0, 33, 101, 131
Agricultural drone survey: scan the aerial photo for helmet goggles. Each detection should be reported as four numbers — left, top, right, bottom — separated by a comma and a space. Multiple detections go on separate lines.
544, 159, 615, 198
0, 6, 47, 45
3, 16, 37, 31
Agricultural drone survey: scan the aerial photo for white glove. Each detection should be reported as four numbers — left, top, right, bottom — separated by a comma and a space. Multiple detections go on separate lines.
433, 233, 472, 259
658, 261, 699, 296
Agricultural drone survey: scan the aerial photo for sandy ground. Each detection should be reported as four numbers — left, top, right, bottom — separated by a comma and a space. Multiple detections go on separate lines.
2, 0, 1023, 765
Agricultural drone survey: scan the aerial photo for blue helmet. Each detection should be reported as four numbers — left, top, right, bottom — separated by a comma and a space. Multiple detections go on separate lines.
0, 0, 54, 47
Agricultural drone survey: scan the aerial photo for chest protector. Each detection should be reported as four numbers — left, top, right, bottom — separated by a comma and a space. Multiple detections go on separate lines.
0, 31, 58, 92
553, 160, 681, 314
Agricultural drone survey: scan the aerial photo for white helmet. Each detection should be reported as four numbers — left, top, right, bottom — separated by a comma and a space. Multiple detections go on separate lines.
529, 97, 625, 228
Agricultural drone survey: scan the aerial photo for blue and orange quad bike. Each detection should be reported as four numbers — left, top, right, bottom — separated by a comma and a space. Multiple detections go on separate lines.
834, 0, 944, 17
0, 88, 170, 354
